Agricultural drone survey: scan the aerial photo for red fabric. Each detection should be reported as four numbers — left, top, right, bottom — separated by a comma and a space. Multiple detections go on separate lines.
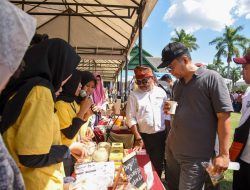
110, 129, 133, 134
136, 154, 165, 190
98, 120, 109, 125
134, 66, 154, 79
126, 149, 165, 190
93, 127, 105, 143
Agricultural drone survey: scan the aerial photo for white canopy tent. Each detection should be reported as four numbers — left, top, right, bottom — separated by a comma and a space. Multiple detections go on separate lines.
235, 78, 246, 86
11, 0, 158, 81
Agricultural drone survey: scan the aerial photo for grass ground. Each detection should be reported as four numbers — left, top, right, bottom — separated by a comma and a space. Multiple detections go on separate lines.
220, 112, 241, 190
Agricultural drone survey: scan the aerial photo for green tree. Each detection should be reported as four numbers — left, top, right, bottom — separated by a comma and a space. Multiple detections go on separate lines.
220, 66, 229, 78
207, 64, 218, 71
170, 29, 199, 52
230, 66, 241, 88
207, 59, 225, 74
209, 25, 250, 78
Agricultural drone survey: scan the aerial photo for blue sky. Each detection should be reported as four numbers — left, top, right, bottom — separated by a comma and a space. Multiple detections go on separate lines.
142, 0, 250, 67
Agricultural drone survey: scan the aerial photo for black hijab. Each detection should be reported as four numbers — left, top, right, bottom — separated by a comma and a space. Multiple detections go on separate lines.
75, 71, 97, 103
57, 70, 81, 103
0, 38, 80, 133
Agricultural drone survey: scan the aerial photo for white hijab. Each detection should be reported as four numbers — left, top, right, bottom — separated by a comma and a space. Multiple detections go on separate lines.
0, 0, 36, 92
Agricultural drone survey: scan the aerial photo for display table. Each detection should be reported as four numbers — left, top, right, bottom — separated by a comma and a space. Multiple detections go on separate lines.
136, 154, 165, 190
97, 118, 134, 149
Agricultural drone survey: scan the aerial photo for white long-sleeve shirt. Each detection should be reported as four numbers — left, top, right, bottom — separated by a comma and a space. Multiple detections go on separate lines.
239, 87, 250, 163
126, 85, 170, 134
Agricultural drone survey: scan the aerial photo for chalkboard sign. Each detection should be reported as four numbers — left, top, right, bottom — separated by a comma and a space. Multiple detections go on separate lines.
122, 152, 146, 190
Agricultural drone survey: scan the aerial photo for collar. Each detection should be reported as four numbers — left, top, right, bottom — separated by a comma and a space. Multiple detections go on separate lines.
179, 67, 206, 84
194, 66, 206, 76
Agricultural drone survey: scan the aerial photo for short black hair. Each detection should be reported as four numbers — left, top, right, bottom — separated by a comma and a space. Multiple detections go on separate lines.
160, 74, 172, 81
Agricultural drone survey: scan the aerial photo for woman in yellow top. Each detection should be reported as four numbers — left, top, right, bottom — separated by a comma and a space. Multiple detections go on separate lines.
55, 70, 96, 176
77, 71, 100, 140
56, 70, 95, 147
0, 38, 85, 190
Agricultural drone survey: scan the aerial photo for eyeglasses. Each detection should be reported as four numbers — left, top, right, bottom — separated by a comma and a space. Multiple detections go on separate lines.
164, 57, 183, 71
135, 77, 151, 85
165, 64, 173, 71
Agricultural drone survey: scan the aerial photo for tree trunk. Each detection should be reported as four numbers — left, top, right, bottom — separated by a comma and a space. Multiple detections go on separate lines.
227, 61, 230, 79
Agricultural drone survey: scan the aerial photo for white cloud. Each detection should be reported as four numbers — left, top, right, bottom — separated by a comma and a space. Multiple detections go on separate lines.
163, 0, 237, 33
235, 0, 250, 19
144, 21, 149, 28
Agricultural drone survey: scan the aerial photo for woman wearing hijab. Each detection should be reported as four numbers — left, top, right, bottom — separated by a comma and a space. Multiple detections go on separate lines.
0, 38, 83, 190
55, 70, 95, 176
56, 70, 94, 147
92, 74, 106, 108
92, 74, 107, 125
0, 1, 36, 189
77, 71, 98, 138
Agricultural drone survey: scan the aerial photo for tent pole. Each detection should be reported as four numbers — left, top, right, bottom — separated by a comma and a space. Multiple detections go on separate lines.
124, 57, 128, 101
138, 8, 142, 66
120, 68, 123, 101
68, 13, 71, 43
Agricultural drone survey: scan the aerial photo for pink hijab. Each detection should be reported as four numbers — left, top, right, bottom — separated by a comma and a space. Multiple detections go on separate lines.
92, 74, 105, 106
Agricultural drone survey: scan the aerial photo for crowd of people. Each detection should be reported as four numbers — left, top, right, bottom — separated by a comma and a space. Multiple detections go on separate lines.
1, 1, 250, 190
230, 91, 244, 112
125, 42, 250, 190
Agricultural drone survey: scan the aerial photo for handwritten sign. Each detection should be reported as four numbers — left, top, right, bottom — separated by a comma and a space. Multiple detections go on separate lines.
74, 161, 115, 187
122, 152, 146, 190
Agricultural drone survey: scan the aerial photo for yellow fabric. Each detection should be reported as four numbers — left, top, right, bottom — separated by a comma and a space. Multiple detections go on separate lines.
3, 86, 64, 190
77, 118, 91, 141
55, 100, 80, 146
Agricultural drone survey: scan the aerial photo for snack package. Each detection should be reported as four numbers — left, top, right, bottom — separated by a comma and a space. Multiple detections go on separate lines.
201, 162, 224, 186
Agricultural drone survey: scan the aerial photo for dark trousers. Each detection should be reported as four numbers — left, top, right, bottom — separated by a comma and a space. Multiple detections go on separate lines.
233, 159, 250, 190
141, 130, 166, 177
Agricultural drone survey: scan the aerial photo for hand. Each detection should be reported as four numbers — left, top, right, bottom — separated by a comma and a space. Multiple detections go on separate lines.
91, 104, 101, 113
69, 142, 87, 159
212, 154, 230, 174
83, 109, 94, 121
163, 101, 171, 115
85, 127, 95, 139
78, 98, 93, 119
133, 139, 144, 151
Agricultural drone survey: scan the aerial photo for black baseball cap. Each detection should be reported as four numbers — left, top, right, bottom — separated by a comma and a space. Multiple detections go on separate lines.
157, 42, 189, 69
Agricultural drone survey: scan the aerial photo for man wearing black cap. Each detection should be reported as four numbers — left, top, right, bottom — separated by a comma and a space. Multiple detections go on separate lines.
159, 42, 233, 190
231, 52, 250, 190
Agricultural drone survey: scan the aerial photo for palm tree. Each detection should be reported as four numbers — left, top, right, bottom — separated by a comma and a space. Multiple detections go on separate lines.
206, 64, 218, 71
238, 43, 250, 55
230, 66, 241, 88
213, 58, 224, 72
209, 25, 250, 78
207, 58, 224, 73
170, 29, 199, 52
220, 66, 229, 78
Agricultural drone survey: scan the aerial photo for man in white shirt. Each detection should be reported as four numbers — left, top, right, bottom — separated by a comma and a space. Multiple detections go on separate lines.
126, 66, 170, 177
231, 52, 250, 190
